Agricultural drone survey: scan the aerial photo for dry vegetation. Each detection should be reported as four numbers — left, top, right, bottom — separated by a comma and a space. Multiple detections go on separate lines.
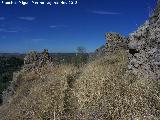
0, 50, 160, 120
74, 51, 160, 119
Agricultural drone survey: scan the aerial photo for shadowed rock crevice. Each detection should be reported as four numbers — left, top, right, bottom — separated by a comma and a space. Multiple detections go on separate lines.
129, 49, 139, 55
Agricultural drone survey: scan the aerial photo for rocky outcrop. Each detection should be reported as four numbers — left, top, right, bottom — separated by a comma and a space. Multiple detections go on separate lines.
2, 50, 53, 104
93, 32, 128, 58
105, 32, 128, 51
23, 49, 52, 71
128, 2, 160, 80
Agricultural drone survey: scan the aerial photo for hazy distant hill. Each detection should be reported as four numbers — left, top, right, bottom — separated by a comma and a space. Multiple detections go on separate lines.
0, 53, 25, 58
0, 53, 80, 58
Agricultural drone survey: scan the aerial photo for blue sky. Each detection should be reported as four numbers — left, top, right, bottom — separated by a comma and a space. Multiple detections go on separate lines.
0, 0, 157, 53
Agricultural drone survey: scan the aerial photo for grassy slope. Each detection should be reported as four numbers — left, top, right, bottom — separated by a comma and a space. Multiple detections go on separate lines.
0, 50, 160, 120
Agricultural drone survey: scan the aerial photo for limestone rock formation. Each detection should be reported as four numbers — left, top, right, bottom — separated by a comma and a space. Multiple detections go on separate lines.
24, 49, 52, 71
128, 2, 160, 80
93, 32, 128, 58
105, 32, 128, 51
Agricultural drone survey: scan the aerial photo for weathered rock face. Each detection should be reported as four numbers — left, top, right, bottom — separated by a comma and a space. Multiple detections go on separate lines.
128, 1, 160, 80
24, 49, 52, 71
105, 32, 128, 51
93, 32, 128, 58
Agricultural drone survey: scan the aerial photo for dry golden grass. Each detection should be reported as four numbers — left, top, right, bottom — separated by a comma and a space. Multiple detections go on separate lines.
0, 64, 80, 120
0, 50, 160, 120
74, 50, 160, 120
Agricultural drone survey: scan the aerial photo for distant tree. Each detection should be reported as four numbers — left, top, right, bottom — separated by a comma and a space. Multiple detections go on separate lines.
76, 46, 86, 54
74, 46, 88, 67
